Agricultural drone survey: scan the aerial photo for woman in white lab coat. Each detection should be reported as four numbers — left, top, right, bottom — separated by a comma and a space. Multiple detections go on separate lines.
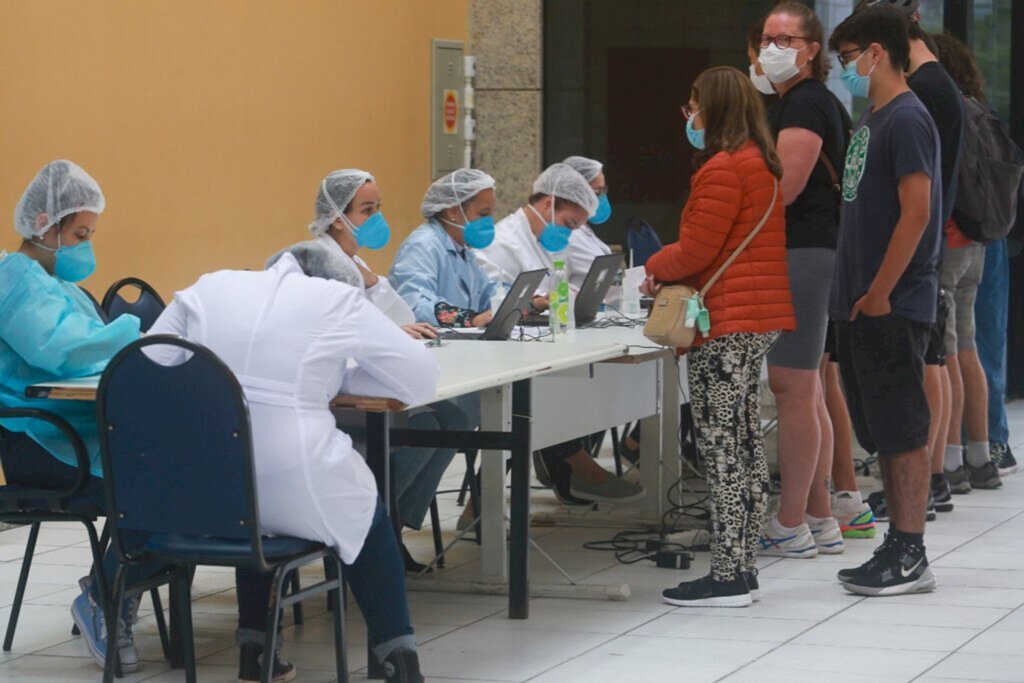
147, 253, 439, 682
563, 155, 619, 299
299, 169, 471, 571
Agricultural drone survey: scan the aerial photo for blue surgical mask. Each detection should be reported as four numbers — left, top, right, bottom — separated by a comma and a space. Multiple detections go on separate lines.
590, 193, 612, 225
686, 116, 706, 150
442, 211, 495, 249
528, 203, 572, 252
840, 52, 876, 100
36, 228, 97, 282
343, 212, 390, 250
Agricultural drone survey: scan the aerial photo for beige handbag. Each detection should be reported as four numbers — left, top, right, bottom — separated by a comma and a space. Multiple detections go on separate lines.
644, 178, 779, 349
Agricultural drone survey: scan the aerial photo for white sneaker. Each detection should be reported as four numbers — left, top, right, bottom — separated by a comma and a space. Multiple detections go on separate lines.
807, 516, 845, 554
758, 517, 818, 558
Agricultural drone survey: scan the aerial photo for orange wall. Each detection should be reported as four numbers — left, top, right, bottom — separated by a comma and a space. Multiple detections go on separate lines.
0, 0, 467, 299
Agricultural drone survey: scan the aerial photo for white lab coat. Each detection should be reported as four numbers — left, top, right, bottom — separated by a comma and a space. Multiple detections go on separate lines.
147, 254, 440, 562
315, 234, 415, 326
475, 208, 567, 296
568, 225, 622, 306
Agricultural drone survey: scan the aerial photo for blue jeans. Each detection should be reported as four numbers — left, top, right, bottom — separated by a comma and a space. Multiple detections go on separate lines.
974, 238, 1010, 446
391, 399, 472, 529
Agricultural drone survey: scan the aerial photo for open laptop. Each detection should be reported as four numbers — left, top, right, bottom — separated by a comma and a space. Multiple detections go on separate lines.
437, 269, 546, 341
521, 252, 626, 326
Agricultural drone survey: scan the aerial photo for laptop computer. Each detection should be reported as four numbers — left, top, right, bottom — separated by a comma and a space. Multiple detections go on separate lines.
437, 268, 546, 341
520, 252, 626, 327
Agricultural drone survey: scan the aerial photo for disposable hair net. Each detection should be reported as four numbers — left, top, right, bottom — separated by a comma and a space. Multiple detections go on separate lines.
532, 163, 599, 216
308, 169, 374, 237
562, 156, 603, 183
265, 241, 363, 289
14, 160, 105, 239
420, 168, 497, 218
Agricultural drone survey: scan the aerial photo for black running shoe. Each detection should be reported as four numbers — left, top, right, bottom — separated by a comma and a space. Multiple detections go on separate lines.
742, 570, 760, 602
966, 461, 1003, 489
662, 574, 752, 608
837, 534, 892, 583
867, 490, 889, 523
238, 643, 296, 683
839, 535, 937, 597
931, 474, 954, 513
990, 443, 1018, 476
383, 648, 424, 683
926, 492, 937, 522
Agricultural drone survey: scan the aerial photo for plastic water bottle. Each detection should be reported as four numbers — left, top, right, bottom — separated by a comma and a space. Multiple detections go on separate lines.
550, 260, 571, 340
622, 283, 642, 318
490, 281, 508, 317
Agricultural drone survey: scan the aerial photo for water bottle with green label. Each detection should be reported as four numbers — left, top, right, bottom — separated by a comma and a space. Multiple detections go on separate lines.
550, 260, 571, 340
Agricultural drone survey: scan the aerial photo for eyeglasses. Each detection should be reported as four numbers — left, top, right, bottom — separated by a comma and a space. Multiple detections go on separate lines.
680, 104, 701, 121
759, 34, 810, 50
837, 46, 867, 68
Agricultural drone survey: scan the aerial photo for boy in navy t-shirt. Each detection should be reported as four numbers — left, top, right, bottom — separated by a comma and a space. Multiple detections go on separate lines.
828, 5, 942, 597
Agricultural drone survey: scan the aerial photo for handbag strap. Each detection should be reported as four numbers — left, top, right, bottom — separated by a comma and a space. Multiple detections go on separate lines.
698, 177, 779, 298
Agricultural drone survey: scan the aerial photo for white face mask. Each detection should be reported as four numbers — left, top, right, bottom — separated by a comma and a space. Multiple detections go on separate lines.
749, 64, 776, 96
759, 43, 806, 84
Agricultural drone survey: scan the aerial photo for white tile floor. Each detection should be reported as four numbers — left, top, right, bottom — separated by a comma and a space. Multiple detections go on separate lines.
0, 400, 1020, 682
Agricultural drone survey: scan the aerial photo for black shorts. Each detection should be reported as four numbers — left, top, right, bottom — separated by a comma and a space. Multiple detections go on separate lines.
834, 314, 931, 458
924, 288, 949, 366
824, 320, 838, 362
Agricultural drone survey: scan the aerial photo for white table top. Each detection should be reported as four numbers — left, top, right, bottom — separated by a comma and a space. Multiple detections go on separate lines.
27, 341, 630, 410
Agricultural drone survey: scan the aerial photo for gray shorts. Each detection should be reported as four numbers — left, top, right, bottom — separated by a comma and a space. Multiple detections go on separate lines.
767, 248, 835, 370
939, 242, 984, 353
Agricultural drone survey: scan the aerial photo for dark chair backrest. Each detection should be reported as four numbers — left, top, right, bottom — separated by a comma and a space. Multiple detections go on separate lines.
0, 409, 90, 511
625, 217, 663, 268
101, 278, 166, 332
77, 286, 109, 323
96, 335, 268, 568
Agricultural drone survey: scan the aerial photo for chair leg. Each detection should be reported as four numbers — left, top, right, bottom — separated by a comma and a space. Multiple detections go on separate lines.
469, 464, 483, 546
429, 498, 445, 568
611, 426, 623, 477
172, 570, 197, 683
3, 522, 40, 652
456, 450, 477, 506
150, 588, 171, 660
325, 556, 348, 683
288, 570, 304, 625
102, 564, 127, 683
261, 567, 288, 683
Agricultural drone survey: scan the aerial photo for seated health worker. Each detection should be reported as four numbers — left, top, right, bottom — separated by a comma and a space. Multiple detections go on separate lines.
475, 163, 597, 309
389, 168, 499, 328
0, 161, 275, 681
147, 249, 439, 683
563, 155, 620, 301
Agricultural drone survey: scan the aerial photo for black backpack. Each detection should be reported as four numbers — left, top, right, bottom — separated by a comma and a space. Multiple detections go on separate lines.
952, 96, 1024, 244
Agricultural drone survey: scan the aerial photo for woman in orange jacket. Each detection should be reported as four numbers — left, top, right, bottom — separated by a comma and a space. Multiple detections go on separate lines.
644, 66, 795, 607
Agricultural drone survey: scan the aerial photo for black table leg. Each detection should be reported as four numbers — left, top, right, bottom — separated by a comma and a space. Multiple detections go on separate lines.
365, 411, 391, 679
509, 379, 532, 619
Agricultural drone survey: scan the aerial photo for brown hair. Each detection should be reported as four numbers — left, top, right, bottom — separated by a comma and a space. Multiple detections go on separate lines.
748, 20, 764, 55
691, 66, 783, 179
932, 31, 986, 101
766, 1, 831, 81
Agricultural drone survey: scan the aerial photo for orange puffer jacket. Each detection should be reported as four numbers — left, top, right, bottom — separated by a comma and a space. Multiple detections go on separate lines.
646, 141, 795, 348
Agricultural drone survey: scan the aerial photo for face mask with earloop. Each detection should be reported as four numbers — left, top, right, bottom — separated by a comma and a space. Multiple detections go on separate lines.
841, 51, 878, 99
528, 201, 572, 252
439, 174, 496, 249
749, 64, 777, 96
759, 43, 809, 84
322, 178, 390, 250
35, 224, 97, 282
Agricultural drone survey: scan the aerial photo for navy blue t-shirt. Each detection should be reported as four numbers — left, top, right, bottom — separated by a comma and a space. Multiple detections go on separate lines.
830, 91, 943, 324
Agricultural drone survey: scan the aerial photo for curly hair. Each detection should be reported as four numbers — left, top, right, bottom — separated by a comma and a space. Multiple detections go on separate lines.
932, 31, 986, 101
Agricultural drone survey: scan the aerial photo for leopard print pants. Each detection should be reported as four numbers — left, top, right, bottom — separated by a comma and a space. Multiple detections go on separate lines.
688, 331, 780, 581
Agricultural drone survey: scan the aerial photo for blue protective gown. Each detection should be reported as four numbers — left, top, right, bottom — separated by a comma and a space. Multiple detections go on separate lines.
0, 252, 140, 477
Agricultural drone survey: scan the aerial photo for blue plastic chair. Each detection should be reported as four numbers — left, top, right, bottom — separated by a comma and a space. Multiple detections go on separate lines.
101, 278, 166, 332
96, 336, 347, 683
625, 217, 663, 268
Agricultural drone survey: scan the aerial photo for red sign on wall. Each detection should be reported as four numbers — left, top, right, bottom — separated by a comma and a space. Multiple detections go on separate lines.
443, 89, 459, 135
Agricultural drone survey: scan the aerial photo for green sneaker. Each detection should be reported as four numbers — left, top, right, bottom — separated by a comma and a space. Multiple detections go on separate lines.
832, 497, 877, 539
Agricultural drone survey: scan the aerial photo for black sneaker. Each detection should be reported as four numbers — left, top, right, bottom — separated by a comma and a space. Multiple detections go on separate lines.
945, 465, 972, 494
837, 534, 891, 583
839, 535, 937, 597
931, 474, 954, 513
990, 443, 1018, 476
238, 643, 296, 683
742, 570, 760, 602
867, 490, 889, 523
966, 461, 1003, 489
532, 451, 553, 488
383, 648, 424, 683
925, 492, 937, 522
662, 574, 752, 608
